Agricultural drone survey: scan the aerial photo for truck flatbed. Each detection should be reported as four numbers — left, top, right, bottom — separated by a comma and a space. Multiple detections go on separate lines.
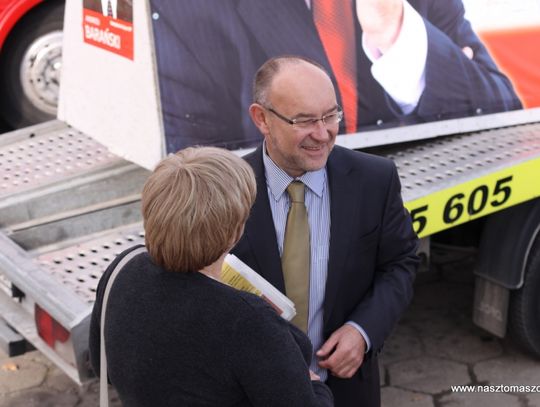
1, 119, 539, 382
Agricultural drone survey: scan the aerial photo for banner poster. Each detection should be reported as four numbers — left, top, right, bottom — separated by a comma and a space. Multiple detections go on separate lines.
83, 0, 134, 60
149, 1, 540, 153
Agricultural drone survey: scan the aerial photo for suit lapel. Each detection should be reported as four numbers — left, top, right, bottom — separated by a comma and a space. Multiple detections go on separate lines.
243, 147, 285, 292
235, 0, 333, 74
324, 147, 359, 325
244, 146, 362, 322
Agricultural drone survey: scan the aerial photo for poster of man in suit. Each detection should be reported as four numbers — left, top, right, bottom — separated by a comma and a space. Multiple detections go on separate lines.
83, 0, 133, 59
148, 0, 538, 153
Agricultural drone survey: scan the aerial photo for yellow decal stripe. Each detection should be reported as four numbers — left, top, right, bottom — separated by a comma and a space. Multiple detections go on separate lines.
404, 157, 540, 237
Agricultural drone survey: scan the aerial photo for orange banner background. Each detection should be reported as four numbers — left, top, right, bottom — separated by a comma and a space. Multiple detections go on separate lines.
479, 27, 540, 108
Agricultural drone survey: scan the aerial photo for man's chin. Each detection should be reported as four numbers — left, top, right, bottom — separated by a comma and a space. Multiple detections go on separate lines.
302, 157, 329, 172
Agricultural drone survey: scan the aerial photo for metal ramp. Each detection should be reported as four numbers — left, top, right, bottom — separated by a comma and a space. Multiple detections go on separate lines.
0, 120, 149, 383
36, 224, 145, 304
22, 121, 540, 305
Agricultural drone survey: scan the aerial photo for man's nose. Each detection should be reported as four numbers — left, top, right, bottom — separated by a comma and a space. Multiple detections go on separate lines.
311, 119, 332, 141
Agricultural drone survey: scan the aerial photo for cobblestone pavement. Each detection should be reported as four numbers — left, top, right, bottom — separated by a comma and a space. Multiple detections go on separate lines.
380, 245, 540, 407
1, 245, 539, 406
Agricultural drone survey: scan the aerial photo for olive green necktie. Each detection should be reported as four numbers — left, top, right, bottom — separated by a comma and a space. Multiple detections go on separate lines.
282, 181, 310, 332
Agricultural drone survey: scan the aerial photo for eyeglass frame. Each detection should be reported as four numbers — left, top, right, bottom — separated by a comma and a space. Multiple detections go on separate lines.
262, 105, 343, 128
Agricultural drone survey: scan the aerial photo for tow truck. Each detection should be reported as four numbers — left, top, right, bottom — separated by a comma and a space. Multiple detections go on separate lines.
0, 0, 539, 384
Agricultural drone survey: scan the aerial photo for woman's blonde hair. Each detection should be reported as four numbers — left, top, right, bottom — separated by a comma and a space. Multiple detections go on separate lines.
141, 147, 256, 272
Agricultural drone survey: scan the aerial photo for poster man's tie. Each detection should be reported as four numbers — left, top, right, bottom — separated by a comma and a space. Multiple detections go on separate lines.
313, 0, 358, 133
107, 0, 113, 18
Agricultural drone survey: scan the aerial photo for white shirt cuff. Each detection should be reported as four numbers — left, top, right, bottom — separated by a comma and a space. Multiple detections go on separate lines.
346, 321, 371, 353
362, 0, 427, 114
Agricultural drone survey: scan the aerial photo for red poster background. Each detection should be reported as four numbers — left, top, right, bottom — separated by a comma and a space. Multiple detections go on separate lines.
82, 8, 133, 60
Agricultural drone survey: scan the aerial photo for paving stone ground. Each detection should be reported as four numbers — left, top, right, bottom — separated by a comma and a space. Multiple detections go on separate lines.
380, 245, 540, 407
1, 244, 539, 406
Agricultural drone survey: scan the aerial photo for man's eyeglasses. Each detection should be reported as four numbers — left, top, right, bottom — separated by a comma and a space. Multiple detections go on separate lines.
264, 105, 343, 130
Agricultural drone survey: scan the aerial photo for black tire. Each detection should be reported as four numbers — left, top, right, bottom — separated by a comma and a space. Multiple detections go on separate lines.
0, 1, 64, 128
509, 226, 540, 357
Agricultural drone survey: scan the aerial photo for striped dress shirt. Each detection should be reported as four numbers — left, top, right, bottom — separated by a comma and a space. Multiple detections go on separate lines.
262, 146, 371, 380
262, 147, 329, 379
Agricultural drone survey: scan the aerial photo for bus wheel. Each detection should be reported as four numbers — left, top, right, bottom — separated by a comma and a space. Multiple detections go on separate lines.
0, 1, 64, 128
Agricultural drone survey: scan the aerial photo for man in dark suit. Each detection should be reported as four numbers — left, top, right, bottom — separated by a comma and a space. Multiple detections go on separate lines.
231, 56, 419, 406
150, 0, 522, 152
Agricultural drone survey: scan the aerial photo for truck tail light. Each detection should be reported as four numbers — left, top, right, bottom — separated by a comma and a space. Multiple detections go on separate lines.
35, 304, 70, 348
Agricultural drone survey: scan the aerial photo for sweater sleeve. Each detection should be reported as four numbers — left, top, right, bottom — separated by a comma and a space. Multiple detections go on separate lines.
228, 297, 334, 406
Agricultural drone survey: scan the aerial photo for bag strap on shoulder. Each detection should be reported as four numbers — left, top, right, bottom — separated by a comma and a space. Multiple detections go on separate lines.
100, 246, 147, 407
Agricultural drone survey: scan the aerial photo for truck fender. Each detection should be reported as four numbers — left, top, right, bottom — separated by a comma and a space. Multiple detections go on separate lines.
476, 198, 540, 289
476, 197, 540, 356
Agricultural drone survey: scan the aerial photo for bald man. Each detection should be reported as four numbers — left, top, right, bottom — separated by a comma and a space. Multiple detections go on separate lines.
232, 56, 419, 407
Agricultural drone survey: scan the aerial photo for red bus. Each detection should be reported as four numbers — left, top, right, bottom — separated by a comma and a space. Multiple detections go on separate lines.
0, 0, 63, 128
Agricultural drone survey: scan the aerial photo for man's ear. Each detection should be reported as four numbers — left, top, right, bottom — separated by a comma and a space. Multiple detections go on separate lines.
249, 103, 270, 136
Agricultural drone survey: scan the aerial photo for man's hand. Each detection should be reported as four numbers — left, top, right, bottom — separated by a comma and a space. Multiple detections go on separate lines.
316, 324, 366, 378
356, 0, 404, 55
309, 369, 321, 381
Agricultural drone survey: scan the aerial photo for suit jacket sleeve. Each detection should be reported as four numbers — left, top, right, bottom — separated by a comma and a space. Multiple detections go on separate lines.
347, 162, 419, 351
414, 0, 522, 121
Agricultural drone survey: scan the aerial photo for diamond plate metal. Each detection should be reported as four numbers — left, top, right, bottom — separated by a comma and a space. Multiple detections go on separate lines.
382, 123, 540, 202
0, 128, 119, 198
35, 224, 145, 303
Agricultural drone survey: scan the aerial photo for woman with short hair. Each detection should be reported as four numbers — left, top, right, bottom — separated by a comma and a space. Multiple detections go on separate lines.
89, 146, 333, 406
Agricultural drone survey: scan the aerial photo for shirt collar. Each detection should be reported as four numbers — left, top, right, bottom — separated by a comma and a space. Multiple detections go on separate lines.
262, 142, 326, 201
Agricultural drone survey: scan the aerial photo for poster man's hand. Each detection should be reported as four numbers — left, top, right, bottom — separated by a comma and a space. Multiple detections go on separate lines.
316, 324, 366, 378
356, 0, 404, 55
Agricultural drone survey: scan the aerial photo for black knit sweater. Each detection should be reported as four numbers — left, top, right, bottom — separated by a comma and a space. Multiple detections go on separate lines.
89, 246, 333, 406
